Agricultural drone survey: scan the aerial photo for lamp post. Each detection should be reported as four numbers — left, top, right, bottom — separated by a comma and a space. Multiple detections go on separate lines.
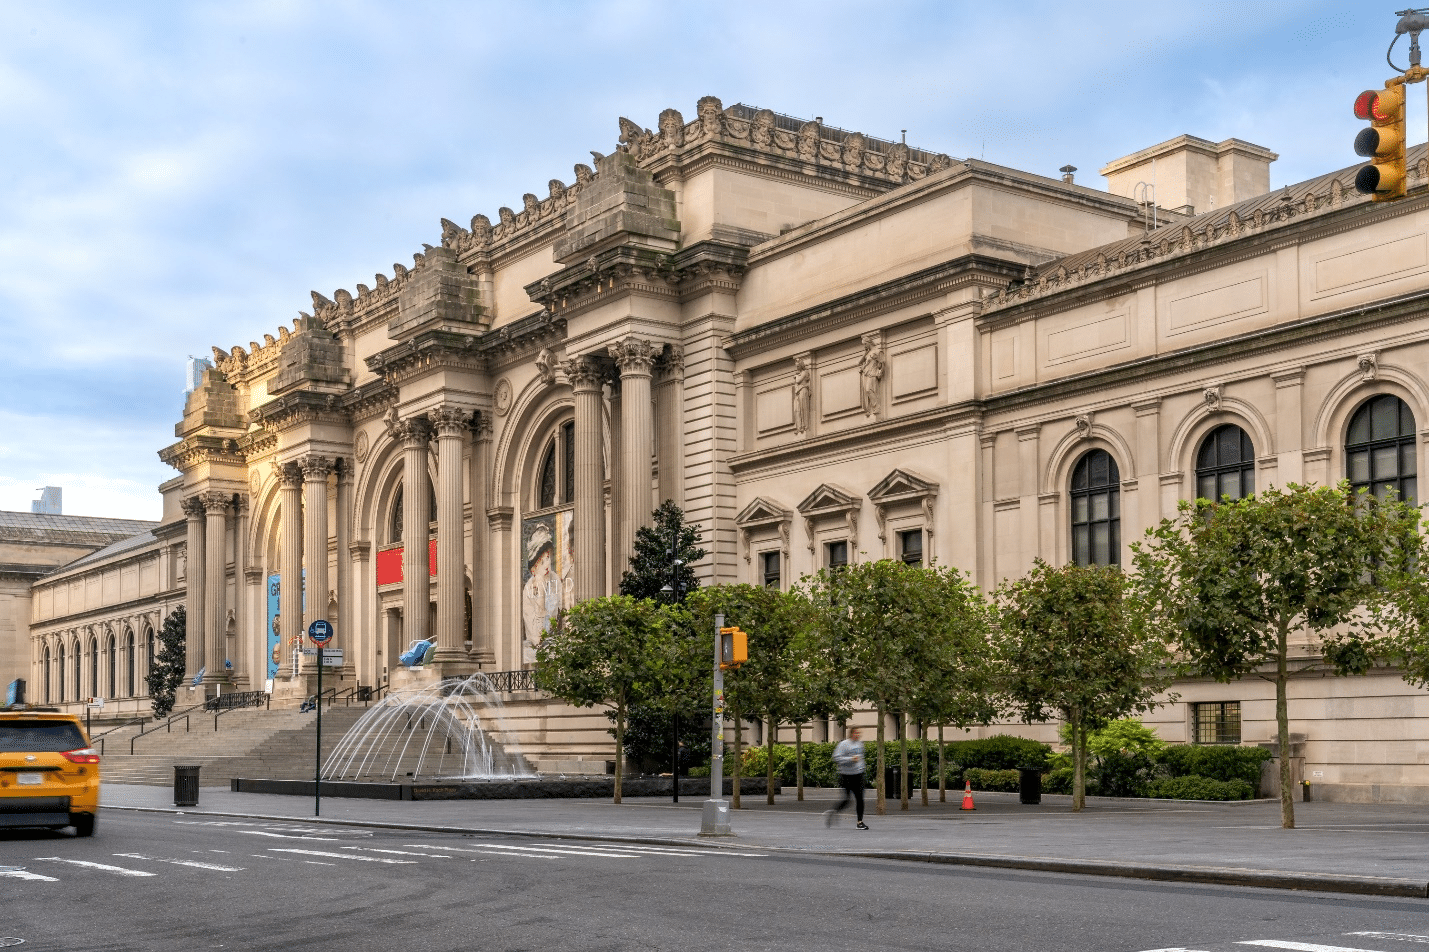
659, 520, 685, 803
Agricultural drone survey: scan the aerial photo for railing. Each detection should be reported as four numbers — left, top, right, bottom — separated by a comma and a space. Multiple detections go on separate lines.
211, 691, 270, 730
131, 701, 206, 754
90, 716, 149, 755
301, 688, 338, 712
483, 669, 540, 694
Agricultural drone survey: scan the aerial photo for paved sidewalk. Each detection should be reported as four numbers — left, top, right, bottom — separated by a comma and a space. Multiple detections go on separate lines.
101, 782, 1429, 897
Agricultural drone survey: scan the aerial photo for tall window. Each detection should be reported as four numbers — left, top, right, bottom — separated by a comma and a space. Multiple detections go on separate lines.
1196, 424, 1255, 502
88, 637, 98, 699
58, 642, 66, 702
760, 551, 782, 590
825, 540, 849, 569
1070, 449, 1120, 567
125, 631, 136, 698
1346, 394, 1418, 504
43, 647, 52, 704
899, 529, 923, 566
1193, 701, 1241, 744
388, 478, 439, 543
72, 644, 81, 704
145, 628, 156, 692
536, 421, 577, 510
106, 634, 117, 698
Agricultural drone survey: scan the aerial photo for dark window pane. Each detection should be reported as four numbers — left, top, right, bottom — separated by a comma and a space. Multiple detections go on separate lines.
900, 530, 923, 566
1109, 489, 1120, 519
1372, 396, 1398, 441
1090, 451, 1108, 486
1197, 437, 1216, 470
1373, 445, 1398, 481
1072, 526, 1088, 565
1403, 444, 1418, 476
1404, 477, 1417, 506
1197, 475, 1216, 501
1403, 399, 1418, 437
1217, 426, 1240, 464
538, 443, 557, 509
826, 541, 848, 568
1072, 457, 1088, 491
1072, 495, 1089, 523
1348, 408, 1371, 445
1348, 451, 1370, 485
562, 422, 575, 506
0, 721, 87, 752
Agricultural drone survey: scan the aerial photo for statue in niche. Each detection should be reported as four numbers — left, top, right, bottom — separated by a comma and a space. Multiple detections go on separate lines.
793, 356, 812, 434
858, 336, 885, 417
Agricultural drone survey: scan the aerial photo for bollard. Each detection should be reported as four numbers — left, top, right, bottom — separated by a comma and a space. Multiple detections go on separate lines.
174, 764, 201, 807
1018, 767, 1042, 805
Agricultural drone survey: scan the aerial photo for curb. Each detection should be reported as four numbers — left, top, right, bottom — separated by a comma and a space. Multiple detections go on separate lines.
101, 802, 1429, 898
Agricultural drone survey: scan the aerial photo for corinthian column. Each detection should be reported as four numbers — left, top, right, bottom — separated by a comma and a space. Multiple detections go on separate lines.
564, 355, 607, 601
610, 338, 656, 570
432, 407, 468, 661
201, 491, 230, 688
181, 496, 207, 683
278, 462, 304, 678
396, 416, 433, 645
301, 456, 333, 638
469, 413, 495, 663
334, 459, 353, 668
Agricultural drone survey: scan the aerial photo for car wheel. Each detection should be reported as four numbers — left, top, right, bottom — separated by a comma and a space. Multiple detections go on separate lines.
72, 814, 96, 837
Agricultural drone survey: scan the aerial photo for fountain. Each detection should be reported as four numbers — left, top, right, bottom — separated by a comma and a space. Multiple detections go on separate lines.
321, 674, 536, 782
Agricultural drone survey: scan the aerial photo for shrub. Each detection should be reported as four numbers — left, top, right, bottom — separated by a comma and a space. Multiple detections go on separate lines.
1043, 766, 1074, 795
946, 735, 1053, 773
963, 767, 1021, 792
1082, 718, 1165, 759
1145, 774, 1254, 801
1089, 750, 1164, 798
1158, 745, 1271, 794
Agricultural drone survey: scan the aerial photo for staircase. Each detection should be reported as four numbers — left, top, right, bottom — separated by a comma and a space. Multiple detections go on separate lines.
94, 706, 370, 786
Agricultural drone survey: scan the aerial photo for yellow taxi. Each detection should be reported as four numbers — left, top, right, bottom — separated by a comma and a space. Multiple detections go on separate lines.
0, 708, 100, 836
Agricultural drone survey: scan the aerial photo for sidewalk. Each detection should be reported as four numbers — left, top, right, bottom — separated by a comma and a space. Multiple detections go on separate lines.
101, 782, 1429, 898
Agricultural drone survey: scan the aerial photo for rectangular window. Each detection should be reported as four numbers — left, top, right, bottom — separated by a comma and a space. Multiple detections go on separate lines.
825, 540, 848, 569
899, 529, 923, 566
1193, 701, 1241, 744
760, 551, 782, 590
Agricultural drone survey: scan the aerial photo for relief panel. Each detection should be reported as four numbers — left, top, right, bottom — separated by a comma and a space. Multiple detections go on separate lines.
1312, 232, 1428, 300
820, 366, 862, 419
755, 384, 795, 435
890, 343, 938, 402
991, 329, 1019, 382
1045, 310, 1129, 365
1165, 275, 1267, 336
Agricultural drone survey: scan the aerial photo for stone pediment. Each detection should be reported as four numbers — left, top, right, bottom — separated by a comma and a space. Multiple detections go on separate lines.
797, 484, 860, 516
735, 497, 792, 528
867, 469, 938, 506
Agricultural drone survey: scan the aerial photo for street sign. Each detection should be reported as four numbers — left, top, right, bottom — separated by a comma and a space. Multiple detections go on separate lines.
320, 648, 344, 667
307, 619, 333, 645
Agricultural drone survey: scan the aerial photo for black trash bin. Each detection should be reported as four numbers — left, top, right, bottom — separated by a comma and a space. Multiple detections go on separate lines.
1018, 767, 1042, 805
174, 765, 201, 807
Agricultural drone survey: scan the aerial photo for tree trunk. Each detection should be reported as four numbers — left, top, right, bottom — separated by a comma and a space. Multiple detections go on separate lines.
614, 694, 625, 805
766, 715, 776, 805
876, 702, 887, 816
795, 723, 804, 801
920, 721, 929, 807
899, 711, 909, 811
731, 707, 743, 809
1071, 716, 1085, 812
1277, 618, 1295, 830
938, 723, 946, 802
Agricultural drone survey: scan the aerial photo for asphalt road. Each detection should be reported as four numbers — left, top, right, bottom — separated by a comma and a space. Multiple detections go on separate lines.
1, 811, 1427, 951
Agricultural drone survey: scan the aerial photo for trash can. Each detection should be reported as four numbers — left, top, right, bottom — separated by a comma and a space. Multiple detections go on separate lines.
1018, 767, 1042, 805
174, 765, 201, 807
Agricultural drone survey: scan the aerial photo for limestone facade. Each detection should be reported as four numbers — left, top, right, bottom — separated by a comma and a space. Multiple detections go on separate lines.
24, 97, 1429, 797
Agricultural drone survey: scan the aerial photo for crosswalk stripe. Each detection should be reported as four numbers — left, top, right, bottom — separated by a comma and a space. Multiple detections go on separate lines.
241, 831, 342, 841
267, 848, 416, 864
0, 869, 59, 882
33, 858, 155, 877
593, 844, 767, 857
407, 843, 638, 859
1239, 941, 1384, 952
113, 853, 244, 872
340, 847, 452, 858
1347, 935, 1429, 944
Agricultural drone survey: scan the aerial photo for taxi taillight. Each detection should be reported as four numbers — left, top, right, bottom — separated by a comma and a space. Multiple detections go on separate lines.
61, 748, 100, 764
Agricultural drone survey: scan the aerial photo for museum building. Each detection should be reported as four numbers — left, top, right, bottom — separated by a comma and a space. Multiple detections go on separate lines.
22, 97, 1429, 800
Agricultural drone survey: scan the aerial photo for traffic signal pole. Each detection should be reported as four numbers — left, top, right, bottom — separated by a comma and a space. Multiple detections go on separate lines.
699, 613, 731, 836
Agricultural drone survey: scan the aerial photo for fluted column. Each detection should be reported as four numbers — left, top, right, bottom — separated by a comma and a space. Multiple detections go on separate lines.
432, 407, 468, 660
233, 494, 251, 690
181, 496, 206, 683
335, 459, 353, 669
611, 338, 656, 570
564, 355, 607, 601
278, 462, 304, 679
469, 413, 495, 663
394, 415, 433, 645
301, 456, 333, 637
201, 490, 229, 687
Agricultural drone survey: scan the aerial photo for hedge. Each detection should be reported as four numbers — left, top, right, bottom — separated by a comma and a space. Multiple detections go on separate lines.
736, 734, 1054, 788
963, 768, 1021, 792
1144, 774, 1255, 801
1158, 745, 1271, 794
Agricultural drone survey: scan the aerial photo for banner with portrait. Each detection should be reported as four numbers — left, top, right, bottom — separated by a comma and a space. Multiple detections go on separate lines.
520, 509, 574, 664
265, 570, 304, 683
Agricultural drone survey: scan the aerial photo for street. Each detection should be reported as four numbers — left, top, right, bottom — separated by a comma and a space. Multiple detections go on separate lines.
2, 810, 1427, 951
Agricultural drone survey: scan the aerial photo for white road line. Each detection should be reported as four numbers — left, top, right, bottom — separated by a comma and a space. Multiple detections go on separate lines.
240, 831, 341, 841
0, 869, 59, 882
33, 858, 155, 877
1238, 941, 1384, 952
340, 847, 452, 858
401, 844, 555, 861
1347, 936, 1429, 945
595, 844, 767, 857
1134, 947, 1211, 952
267, 848, 416, 865
113, 853, 244, 872
406, 843, 638, 859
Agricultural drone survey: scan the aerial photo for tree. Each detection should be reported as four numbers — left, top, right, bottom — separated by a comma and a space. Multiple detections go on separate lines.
146, 606, 186, 719
994, 560, 1170, 812
534, 596, 667, 803
1134, 483, 1419, 828
620, 500, 706, 600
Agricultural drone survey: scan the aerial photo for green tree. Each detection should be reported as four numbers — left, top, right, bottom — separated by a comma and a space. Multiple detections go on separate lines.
1133, 483, 1418, 828
994, 560, 1170, 811
535, 595, 667, 803
619, 500, 706, 600
146, 606, 186, 719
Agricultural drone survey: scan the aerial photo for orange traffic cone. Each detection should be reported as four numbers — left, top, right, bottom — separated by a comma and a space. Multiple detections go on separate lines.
960, 779, 976, 811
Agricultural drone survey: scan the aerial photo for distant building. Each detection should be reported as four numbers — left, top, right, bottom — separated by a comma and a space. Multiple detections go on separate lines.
30, 487, 61, 515
185, 357, 212, 395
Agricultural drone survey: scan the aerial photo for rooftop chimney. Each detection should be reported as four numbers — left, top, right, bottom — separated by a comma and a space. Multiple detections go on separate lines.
1100, 135, 1277, 216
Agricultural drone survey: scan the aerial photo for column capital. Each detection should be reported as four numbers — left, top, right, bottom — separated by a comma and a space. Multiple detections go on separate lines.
431, 405, 471, 437
233, 493, 250, 515
562, 354, 605, 391
656, 343, 685, 384
471, 410, 494, 439
279, 461, 305, 487
181, 495, 207, 519
199, 490, 231, 515
383, 407, 433, 447
609, 338, 656, 376
300, 455, 335, 481
334, 457, 356, 483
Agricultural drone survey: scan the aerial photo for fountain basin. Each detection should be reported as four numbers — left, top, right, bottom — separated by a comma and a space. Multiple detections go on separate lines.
230, 776, 780, 800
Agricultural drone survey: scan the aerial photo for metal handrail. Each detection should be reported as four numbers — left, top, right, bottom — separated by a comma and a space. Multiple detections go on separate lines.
130, 702, 203, 754
212, 691, 270, 730
302, 687, 338, 711
90, 716, 148, 742
484, 669, 540, 693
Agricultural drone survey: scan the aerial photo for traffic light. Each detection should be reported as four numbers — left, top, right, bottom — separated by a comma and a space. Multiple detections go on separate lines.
719, 626, 747, 669
1354, 83, 1407, 201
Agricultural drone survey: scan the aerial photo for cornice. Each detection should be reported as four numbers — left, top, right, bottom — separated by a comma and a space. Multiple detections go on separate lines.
247, 390, 352, 433
730, 403, 980, 475
158, 434, 248, 473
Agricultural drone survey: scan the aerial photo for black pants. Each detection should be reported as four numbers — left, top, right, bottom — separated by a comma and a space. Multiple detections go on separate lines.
834, 773, 865, 821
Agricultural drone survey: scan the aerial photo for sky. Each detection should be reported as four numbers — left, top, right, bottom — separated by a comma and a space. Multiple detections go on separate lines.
0, 0, 1410, 520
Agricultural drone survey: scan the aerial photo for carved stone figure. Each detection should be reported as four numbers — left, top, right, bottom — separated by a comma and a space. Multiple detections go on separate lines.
470, 214, 493, 247
796, 120, 820, 162
696, 95, 723, 139
842, 132, 865, 170
658, 108, 685, 150
858, 334, 885, 417
751, 109, 775, 148
535, 348, 557, 387
793, 356, 812, 434
574, 163, 595, 186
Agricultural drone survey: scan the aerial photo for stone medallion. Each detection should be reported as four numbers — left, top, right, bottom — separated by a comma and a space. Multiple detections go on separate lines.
355, 429, 370, 463
494, 378, 513, 416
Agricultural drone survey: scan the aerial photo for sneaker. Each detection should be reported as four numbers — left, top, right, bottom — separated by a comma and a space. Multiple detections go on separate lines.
856, 821, 869, 830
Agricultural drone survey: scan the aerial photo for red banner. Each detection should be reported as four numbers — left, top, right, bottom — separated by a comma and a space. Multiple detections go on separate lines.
374, 540, 439, 585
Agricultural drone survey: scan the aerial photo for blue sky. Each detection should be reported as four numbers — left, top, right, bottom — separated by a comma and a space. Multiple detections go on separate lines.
0, 0, 1407, 520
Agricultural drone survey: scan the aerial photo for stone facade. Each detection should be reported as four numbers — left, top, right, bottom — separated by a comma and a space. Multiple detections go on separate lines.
25, 97, 1429, 795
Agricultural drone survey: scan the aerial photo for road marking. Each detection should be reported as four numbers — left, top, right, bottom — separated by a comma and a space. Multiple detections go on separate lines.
1134, 948, 1211, 952
340, 847, 452, 858
1347, 935, 1429, 945
113, 853, 244, 872
0, 869, 59, 882
408, 842, 638, 859
240, 831, 342, 842
405, 844, 555, 861
588, 844, 767, 857
1238, 942, 1383, 952
267, 848, 416, 865
33, 858, 155, 877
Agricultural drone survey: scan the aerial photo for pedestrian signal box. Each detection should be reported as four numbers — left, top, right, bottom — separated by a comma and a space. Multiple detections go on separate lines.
719, 626, 747, 669
1354, 83, 1407, 201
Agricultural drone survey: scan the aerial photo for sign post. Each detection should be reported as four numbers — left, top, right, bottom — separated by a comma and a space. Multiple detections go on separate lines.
700, 613, 731, 836
307, 619, 333, 816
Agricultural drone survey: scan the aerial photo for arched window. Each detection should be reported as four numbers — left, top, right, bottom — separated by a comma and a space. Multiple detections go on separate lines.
72, 643, 81, 704
389, 486, 404, 544
88, 637, 98, 700
57, 642, 66, 702
145, 628, 156, 694
43, 646, 52, 704
106, 633, 117, 699
125, 630, 136, 698
1196, 424, 1256, 502
1070, 449, 1121, 567
1346, 394, 1418, 504
535, 421, 577, 510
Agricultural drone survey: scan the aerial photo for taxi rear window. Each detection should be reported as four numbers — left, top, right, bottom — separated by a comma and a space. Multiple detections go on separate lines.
0, 721, 87, 753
